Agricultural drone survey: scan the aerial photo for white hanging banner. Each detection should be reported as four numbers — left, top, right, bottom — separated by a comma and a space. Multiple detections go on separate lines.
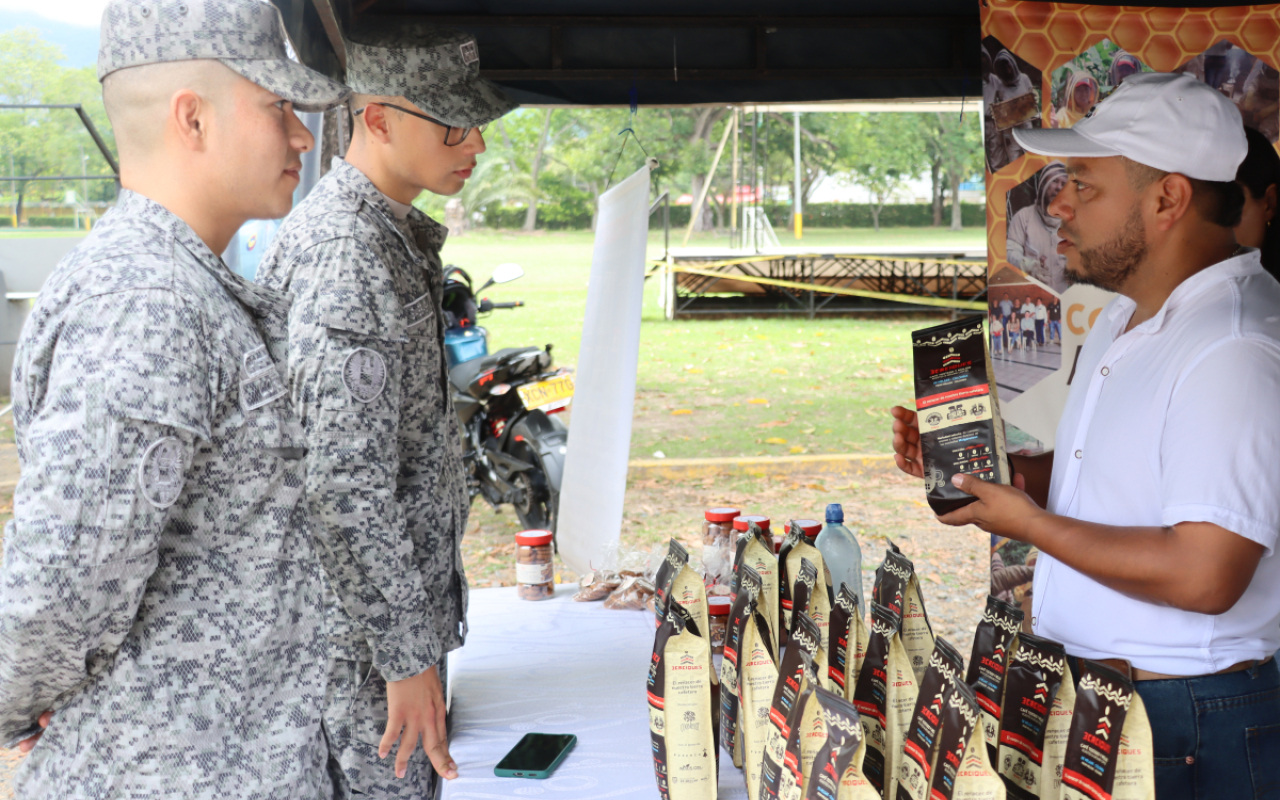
556, 165, 652, 575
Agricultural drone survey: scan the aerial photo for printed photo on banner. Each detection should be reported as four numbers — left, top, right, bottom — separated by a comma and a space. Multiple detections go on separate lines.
1050, 39, 1152, 128
1005, 161, 1070, 293
981, 35, 1042, 173
1175, 40, 1280, 142
990, 534, 1035, 630
986, 266, 1062, 400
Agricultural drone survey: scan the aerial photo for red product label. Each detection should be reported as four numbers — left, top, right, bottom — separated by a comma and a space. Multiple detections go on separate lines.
1000, 729, 1043, 763
916, 383, 990, 410
1062, 768, 1110, 800
904, 739, 932, 779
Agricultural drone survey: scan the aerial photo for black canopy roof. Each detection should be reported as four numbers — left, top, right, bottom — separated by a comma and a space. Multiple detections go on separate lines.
272, 0, 1224, 106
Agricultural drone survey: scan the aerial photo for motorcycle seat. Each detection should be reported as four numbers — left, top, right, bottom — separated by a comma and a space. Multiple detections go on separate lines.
448, 346, 544, 393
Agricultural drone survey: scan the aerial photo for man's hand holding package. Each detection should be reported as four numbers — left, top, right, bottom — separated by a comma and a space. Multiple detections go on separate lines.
938, 472, 1043, 539
889, 406, 924, 480
381, 665, 457, 780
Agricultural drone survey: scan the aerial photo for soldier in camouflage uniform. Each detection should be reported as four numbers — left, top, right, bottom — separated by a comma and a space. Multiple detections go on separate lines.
0, 1, 348, 796
255, 26, 516, 799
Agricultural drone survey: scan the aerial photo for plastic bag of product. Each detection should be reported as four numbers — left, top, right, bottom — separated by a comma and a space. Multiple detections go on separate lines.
828, 584, 870, 700
760, 612, 824, 800
965, 595, 1023, 764
874, 549, 936, 683
649, 603, 719, 800
896, 638, 966, 800
928, 682, 1004, 800
1060, 660, 1154, 800
574, 569, 622, 601
604, 575, 656, 610
996, 633, 1069, 800
851, 601, 918, 799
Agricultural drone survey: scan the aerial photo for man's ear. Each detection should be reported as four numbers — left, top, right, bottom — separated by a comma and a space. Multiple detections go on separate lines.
171, 88, 208, 153
1264, 183, 1278, 224
1153, 173, 1194, 231
360, 103, 394, 144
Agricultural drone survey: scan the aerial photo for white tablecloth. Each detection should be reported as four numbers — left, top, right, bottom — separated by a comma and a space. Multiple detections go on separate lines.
442, 586, 749, 799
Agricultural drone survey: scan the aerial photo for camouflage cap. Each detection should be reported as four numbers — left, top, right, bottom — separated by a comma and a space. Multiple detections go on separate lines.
346, 25, 518, 129
98, 0, 349, 113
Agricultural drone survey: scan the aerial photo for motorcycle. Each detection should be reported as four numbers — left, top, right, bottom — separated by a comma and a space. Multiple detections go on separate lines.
443, 262, 572, 532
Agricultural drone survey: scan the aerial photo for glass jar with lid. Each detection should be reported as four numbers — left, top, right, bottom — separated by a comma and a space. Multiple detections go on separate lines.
515, 530, 554, 600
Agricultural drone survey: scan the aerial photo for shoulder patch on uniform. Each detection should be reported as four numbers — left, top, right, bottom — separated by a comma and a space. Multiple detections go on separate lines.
138, 436, 186, 509
343, 347, 387, 403
243, 345, 274, 377
403, 293, 432, 330
459, 41, 479, 65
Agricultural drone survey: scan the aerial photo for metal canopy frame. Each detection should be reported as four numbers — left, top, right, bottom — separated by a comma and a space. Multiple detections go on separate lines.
0, 104, 120, 183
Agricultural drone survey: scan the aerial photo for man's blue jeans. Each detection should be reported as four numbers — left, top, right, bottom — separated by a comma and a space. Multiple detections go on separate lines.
1135, 659, 1280, 799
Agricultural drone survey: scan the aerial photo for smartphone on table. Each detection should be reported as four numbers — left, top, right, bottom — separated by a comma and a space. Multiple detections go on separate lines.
493, 732, 577, 779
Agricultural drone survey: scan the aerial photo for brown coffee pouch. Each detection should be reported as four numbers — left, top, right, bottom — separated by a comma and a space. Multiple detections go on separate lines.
911, 316, 1011, 515
878, 550, 936, 683
1061, 660, 1154, 800
740, 594, 780, 800
829, 584, 870, 700
655, 538, 692, 627
761, 613, 824, 800
721, 563, 764, 767
852, 602, 919, 798
896, 637, 966, 800
966, 595, 1024, 766
996, 633, 1067, 800
801, 686, 880, 800
649, 605, 718, 800
929, 682, 1003, 800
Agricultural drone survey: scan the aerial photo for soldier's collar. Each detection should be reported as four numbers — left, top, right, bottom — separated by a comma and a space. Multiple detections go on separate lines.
116, 189, 294, 320
330, 157, 449, 252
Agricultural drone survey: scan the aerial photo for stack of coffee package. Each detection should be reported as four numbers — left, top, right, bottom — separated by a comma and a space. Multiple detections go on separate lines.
649, 522, 1155, 800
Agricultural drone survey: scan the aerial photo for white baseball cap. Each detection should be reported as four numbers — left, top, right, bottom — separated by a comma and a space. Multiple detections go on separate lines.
1013, 72, 1246, 182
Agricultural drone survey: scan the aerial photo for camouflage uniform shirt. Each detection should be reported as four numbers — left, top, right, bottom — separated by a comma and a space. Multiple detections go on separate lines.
0, 190, 329, 797
256, 158, 469, 681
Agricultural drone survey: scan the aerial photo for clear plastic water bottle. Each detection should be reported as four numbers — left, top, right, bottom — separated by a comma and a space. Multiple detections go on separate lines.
815, 503, 865, 613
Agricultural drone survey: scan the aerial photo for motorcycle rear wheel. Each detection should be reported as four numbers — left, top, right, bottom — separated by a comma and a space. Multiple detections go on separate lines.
510, 442, 558, 532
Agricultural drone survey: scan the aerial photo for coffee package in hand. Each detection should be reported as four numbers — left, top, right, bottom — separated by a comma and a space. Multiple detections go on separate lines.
721, 563, 765, 767
829, 584, 870, 700
761, 613, 824, 800
910, 316, 1010, 514
966, 596, 1024, 765
1061, 661, 1155, 800
649, 604, 719, 800
738, 587, 780, 800
800, 686, 880, 800
732, 521, 780, 661
654, 538, 692, 627
875, 549, 936, 683
791, 558, 834, 686
781, 521, 831, 642
896, 638, 966, 800
852, 602, 919, 798
928, 682, 1004, 800
997, 633, 1069, 800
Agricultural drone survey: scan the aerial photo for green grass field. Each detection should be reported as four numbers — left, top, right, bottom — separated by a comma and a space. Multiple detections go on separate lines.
439, 227, 986, 459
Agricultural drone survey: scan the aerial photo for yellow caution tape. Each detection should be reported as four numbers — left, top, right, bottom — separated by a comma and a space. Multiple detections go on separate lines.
664, 251, 984, 271
658, 263, 987, 311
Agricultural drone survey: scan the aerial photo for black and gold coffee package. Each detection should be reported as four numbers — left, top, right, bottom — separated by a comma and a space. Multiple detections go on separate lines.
649, 606, 718, 800
1061, 661, 1154, 800
895, 638, 966, 800
996, 633, 1068, 800
929, 682, 1004, 800
829, 584, 869, 699
654, 538, 691, 628
800, 687, 880, 800
791, 558, 833, 685
739, 586, 781, 800
911, 316, 1010, 515
874, 549, 936, 683
852, 602, 919, 798
732, 521, 780, 661
761, 613, 823, 800
966, 595, 1023, 765
722, 564, 765, 767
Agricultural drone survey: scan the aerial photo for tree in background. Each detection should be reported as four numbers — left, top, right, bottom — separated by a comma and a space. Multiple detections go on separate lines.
828, 114, 927, 231
923, 112, 983, 231
0, 28, 116, 223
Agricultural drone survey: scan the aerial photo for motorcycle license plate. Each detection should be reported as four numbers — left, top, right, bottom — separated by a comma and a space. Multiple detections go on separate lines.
518, 375, 574, 411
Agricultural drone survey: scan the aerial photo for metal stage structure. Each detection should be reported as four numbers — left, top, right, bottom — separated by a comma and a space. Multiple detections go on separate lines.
656, 246, 989, 319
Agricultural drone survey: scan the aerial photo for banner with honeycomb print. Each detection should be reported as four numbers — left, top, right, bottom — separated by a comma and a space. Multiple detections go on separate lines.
980, 1, 1280, 623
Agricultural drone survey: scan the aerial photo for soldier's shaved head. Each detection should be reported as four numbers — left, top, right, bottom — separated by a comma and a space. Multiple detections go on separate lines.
102, 60, 240, 164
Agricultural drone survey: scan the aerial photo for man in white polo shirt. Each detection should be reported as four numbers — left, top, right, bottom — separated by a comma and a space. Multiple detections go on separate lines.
890, 72, 1280, 799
